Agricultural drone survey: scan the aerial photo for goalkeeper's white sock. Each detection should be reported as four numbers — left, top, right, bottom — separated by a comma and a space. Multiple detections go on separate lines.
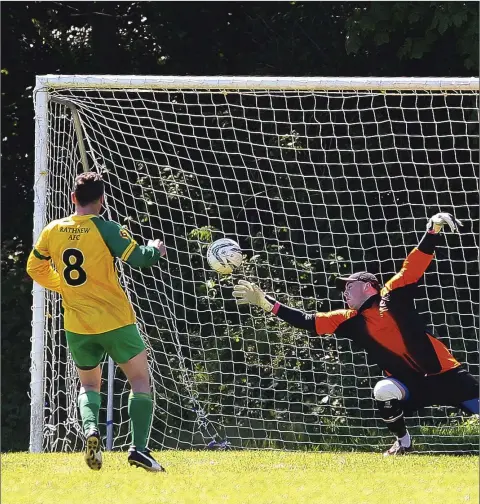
398, 431, 411, 448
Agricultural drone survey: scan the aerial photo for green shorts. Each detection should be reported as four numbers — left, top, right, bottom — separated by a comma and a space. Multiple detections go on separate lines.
65, 324, 146, 369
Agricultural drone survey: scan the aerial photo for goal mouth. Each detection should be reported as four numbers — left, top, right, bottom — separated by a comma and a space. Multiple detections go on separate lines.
31, 76, 479, 454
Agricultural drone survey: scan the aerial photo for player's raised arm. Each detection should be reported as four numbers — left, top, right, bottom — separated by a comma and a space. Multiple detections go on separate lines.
233, 280, 356, 335
26, 222, 61, 293
382, 212, 462, 293
91, 218, 166, 268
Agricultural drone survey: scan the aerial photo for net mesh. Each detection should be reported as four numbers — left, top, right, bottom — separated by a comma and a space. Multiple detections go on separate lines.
40, 84, 479, 453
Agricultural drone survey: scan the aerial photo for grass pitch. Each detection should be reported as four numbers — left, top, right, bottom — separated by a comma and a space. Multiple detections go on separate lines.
2, 451, 478, 504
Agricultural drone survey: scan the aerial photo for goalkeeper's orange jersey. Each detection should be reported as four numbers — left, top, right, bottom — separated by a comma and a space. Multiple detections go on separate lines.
313, 245, 460, 380
26, 214, 161, 334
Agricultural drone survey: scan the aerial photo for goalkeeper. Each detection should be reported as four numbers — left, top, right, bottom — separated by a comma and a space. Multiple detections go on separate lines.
233, 213, 479, 456
27, 172, 165, 472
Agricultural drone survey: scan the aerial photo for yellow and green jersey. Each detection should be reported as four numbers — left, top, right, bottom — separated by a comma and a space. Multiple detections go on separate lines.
26, 214, 160, 334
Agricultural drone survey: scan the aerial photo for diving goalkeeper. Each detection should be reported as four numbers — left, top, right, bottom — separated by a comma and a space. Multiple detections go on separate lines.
27, 172, 165, 472
233, 213, 479, 455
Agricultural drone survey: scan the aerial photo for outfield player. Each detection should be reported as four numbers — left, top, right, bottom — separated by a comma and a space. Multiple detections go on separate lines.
27, 172, 165, 472
233, 212, 479, 455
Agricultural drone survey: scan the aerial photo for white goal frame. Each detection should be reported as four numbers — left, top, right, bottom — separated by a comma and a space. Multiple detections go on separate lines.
31, 75, 479, 453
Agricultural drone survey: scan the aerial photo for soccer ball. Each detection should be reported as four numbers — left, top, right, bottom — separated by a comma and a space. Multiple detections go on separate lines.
206, 238, 243, 275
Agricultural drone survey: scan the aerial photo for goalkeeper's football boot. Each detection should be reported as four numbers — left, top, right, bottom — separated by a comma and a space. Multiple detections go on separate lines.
84, 429, 102, 470
128, 446, 166, 472
383, 439, 413, 457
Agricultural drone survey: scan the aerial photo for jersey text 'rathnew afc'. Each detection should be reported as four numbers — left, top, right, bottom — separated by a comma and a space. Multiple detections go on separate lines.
27, 215, 160, 334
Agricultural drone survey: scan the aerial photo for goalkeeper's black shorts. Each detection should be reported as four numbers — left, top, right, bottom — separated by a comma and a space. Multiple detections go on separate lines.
393, 366, 479, 414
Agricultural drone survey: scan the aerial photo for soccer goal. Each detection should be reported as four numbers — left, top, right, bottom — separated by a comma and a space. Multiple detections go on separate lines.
31, 75, 479, 454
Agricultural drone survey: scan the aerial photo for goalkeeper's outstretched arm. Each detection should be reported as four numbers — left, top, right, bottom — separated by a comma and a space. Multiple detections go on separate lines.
233, 212, 461, 336
233, 280, 355, 335
382, 212, 463, 294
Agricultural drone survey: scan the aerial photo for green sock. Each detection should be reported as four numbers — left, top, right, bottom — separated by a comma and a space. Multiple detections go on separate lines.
78, 390, 101, 435
128, 392, 153, 451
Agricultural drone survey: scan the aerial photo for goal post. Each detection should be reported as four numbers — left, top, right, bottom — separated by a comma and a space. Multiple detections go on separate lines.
30, 85, 49, 453
31, 75, 479, 454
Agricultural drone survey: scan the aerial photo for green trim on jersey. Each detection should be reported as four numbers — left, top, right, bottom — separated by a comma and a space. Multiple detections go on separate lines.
90, 217, 161, 268
32, 248, 50, 260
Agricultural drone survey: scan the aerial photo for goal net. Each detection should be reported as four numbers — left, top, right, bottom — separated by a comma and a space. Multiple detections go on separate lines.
31, 76, 479, 454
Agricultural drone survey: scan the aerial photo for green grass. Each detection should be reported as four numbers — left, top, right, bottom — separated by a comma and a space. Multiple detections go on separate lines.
2, 451, 478, 504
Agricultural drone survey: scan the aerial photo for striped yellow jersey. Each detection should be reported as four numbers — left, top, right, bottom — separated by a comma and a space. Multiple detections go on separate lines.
26, 214, 160, 334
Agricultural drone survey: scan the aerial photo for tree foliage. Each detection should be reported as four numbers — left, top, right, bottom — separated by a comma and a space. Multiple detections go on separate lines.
345, 2, 479, 72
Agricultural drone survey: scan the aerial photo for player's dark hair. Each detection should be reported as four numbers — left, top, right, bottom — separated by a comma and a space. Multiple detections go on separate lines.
73, 172, 104, 206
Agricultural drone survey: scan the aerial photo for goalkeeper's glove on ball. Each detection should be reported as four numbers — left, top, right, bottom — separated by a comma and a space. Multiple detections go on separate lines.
427, 212, 463, 234
233, 280, 274, 313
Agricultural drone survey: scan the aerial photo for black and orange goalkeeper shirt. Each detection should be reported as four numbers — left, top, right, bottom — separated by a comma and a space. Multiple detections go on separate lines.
271, 232, 460, 382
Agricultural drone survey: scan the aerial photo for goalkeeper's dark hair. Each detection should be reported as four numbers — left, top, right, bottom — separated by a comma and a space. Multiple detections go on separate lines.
74, 172, 104, 206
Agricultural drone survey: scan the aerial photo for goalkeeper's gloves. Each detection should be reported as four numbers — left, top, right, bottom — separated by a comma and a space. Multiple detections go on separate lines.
427, 212, 463, 234
233, 280, 274, 313
148, 239, 167, 257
